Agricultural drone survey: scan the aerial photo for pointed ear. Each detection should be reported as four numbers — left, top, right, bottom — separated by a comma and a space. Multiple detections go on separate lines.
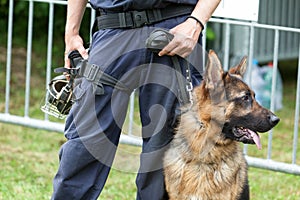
229, 56, 247, 78
205, 50, 224, 90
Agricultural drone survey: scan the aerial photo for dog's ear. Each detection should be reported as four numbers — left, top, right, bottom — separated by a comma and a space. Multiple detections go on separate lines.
205, 50, 224, 90
229, 56, 247, 78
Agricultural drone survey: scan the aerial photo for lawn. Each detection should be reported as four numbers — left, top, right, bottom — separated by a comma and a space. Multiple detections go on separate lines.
0, 123, 299, 199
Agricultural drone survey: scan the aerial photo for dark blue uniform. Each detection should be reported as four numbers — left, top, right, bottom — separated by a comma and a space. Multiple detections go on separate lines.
52, 1, 203, 199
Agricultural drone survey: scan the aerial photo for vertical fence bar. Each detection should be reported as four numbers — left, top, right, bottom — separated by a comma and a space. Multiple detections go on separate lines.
243, 23, 255, 155
292, 41, 300, 164
44, 2, 54, 120
270, 29, 280, 112
267, 29, 280, 160
5, 0, 14, 114
24, 0, 34, 117
247, 23, 255, 83
223, 23, 230, 70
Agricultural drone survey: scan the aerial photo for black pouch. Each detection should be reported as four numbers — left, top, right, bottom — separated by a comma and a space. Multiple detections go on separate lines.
145, 28, 174, 53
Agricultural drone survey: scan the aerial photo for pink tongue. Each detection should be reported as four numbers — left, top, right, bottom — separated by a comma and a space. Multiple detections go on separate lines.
249, 130, 262, 149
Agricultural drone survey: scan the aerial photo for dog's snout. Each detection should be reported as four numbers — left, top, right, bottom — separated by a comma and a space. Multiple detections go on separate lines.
268, 114, 280, 126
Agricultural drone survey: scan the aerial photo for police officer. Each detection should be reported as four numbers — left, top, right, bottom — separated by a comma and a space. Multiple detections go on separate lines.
51, 0, 221, 199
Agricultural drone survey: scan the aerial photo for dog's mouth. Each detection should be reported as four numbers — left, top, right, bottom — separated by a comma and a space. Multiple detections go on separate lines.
232, 127, 262, 149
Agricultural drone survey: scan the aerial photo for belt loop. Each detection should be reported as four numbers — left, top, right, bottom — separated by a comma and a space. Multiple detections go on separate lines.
118, 13, 127, 28
152, 9, 162, 21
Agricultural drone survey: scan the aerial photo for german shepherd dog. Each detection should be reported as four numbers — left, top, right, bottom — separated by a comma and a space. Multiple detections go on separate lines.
163, 50, 280, 200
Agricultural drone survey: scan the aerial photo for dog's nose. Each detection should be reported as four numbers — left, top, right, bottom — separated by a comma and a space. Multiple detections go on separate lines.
269, 114, 280, 126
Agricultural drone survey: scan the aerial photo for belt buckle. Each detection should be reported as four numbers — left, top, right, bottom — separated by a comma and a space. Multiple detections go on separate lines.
132, 11, 148, 28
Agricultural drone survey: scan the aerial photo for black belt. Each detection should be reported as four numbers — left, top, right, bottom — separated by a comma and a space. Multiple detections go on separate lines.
96, 4, 194, 29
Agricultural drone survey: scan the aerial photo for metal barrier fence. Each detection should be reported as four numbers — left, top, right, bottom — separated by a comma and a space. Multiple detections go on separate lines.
1, 0, 300, 175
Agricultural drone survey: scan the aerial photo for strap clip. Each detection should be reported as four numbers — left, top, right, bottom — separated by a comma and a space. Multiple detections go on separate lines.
186, 82, 194, 105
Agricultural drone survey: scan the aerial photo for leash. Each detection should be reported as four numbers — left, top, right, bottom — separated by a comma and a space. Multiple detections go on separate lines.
171, 56, 193, 105
185, 60, 194, 105
146, 29, 194, 105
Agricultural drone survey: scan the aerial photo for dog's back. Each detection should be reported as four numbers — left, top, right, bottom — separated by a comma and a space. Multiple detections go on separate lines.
163, 51, 279, 200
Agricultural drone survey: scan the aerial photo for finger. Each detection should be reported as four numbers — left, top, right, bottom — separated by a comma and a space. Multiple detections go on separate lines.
158, 40, 178, 56
64, 52, 71, 68
158, 49, 169, 57
172, 39, 196, 57
165, 47, 181, 57
63, 72, 71, 81
78, 46, 89, 59
158, 40, 185, 57
158, 44, 170, 56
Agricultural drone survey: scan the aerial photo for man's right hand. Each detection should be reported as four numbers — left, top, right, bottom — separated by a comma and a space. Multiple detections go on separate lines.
64, 34, 88, 69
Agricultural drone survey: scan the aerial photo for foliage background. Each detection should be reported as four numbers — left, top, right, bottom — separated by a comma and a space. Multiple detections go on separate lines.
0, 0, 92, 71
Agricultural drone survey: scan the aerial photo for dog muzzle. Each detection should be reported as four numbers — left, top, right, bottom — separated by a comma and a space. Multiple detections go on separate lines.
41, 75, 73, 119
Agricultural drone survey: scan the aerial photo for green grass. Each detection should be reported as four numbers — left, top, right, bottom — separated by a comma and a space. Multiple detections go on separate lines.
0, 124, 63, 200
249, 168, 300, 200
0, 49, 300, 199
0, 123, 299, 199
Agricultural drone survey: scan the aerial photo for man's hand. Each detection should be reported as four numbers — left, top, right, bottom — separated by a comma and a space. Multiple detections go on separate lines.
158, 17, 202, 58
158, 0, 221, 58
64, 34, 88, 69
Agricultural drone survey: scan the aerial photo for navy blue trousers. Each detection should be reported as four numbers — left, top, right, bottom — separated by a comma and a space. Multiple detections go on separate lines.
52, 16, 203, 200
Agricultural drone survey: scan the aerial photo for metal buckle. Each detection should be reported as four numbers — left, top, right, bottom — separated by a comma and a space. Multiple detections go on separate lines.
85, 64, 100, 81
186, 82, 194, 105
69, 67, 80, 77
132, 11, 149, 28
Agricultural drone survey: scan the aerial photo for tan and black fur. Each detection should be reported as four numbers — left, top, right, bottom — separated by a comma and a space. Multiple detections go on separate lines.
163, 50, 279, 200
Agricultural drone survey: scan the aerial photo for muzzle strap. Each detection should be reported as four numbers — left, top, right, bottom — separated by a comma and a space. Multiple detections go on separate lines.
78, 60, 131, 95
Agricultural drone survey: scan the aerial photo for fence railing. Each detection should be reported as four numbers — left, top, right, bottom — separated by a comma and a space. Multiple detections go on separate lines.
1, 0, 300, 175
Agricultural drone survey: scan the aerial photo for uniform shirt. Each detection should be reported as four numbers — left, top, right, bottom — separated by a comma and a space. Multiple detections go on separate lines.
90, 0, 198, 11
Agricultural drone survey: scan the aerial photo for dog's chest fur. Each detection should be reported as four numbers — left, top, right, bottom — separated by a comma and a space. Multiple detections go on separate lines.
163, 108, 248, 200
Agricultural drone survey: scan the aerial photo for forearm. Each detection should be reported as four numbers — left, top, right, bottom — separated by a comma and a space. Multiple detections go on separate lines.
191, 0, 221, 26
65, 0, 88, 36
64, 0, 89, 66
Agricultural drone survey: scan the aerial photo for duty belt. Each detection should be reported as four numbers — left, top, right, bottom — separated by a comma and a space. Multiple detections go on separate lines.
96, 4, 194, 29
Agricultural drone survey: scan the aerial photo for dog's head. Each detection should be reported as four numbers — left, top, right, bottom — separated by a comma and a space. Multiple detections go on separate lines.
197, 50, 280, 149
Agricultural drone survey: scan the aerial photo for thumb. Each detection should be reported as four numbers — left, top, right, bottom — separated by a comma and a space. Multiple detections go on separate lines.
64, 53, 71, 68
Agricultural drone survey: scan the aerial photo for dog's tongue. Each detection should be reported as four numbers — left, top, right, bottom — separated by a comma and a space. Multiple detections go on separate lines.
249, 130, 262, 150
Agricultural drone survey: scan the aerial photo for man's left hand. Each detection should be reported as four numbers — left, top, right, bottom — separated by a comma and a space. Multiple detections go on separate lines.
158, 17, 202, 58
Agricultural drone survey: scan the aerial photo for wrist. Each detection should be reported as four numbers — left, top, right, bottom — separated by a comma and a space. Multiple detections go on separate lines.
65, 25, 80, 36
186, 15, 205, 31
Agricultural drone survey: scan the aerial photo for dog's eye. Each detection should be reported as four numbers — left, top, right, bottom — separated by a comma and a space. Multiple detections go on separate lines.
242, 95, 248, 101
242, 94, 251, 102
